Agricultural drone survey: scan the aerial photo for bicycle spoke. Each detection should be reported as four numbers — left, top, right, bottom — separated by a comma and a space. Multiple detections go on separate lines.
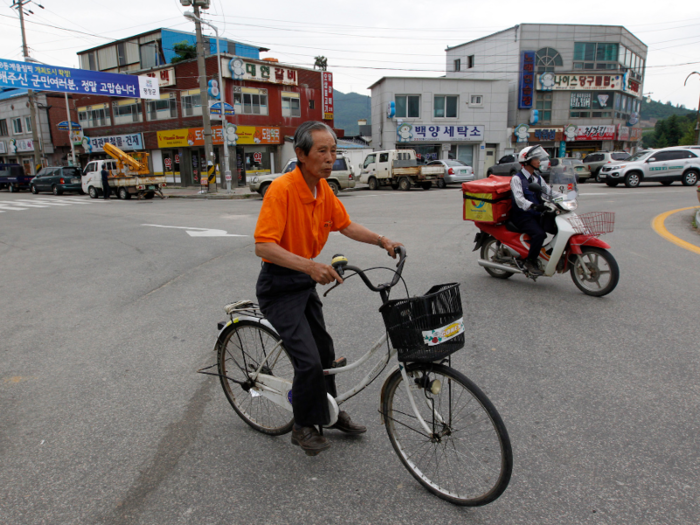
383, 365, 511, 505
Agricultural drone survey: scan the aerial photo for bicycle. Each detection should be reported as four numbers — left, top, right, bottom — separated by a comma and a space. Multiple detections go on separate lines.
206, 247, 513, 506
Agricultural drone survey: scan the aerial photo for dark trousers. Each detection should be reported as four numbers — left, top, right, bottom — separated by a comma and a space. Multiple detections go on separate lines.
102, 178, 111, 199
256, 263, 337, 427
512, 213, 557, 261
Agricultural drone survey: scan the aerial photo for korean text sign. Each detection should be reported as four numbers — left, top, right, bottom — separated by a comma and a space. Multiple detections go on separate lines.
0, 58, 159, 99
518, 51, 535, 109
322, 72, 333, 120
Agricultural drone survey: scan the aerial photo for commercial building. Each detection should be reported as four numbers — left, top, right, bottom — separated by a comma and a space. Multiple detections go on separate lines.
445, 24, 647, 158
61, 28, 336, 186
0, 90, 54, 174
368, 77, 509, 176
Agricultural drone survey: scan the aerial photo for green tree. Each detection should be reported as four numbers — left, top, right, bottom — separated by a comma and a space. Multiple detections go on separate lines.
655, 132, 669, 148
171, 41, 197, 64
314, 56, 328, 71
666, 114, 682, 146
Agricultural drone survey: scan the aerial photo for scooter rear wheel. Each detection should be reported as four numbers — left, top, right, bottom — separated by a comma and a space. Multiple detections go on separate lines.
480, 237, 515, 279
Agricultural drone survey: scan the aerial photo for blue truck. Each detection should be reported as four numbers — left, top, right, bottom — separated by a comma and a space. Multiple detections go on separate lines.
0, 163, 33, 192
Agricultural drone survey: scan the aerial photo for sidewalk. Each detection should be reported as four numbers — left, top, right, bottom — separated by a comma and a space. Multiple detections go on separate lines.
163, 183, 370, 199
163, 185, 260, 199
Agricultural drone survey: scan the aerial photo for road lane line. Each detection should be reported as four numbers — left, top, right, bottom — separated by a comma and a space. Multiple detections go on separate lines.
652, 206, 700, 255
0, 200, 49, 208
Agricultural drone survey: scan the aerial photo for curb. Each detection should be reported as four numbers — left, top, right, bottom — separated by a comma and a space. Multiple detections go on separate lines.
695, 208, 700, 231
165, 193, 260, 200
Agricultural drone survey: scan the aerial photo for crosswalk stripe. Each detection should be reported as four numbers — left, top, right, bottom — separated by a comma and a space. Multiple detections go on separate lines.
0, 200, 50, 208
0, 204, 28, 211
27, 199, 71, 206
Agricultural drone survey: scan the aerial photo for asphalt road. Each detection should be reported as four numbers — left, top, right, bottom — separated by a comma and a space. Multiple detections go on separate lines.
1, 184, 699, 525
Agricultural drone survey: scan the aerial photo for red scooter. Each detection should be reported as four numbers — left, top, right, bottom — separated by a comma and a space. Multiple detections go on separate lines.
469, 169, 619, 296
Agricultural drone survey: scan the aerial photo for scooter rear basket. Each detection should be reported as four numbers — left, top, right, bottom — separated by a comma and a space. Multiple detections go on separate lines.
379, 283, 464, 363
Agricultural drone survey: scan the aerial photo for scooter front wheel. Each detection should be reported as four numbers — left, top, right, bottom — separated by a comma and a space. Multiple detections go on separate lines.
570, 247, 619, 296
480, 236, 515, 279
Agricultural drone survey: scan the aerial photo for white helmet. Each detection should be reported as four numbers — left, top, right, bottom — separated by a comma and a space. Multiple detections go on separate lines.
518, 145, 548, 165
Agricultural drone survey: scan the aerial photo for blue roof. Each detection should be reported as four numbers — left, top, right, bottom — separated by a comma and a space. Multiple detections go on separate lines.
0, 88, 28, 101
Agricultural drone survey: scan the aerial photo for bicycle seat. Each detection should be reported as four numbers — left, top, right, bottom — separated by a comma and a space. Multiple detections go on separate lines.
505, 220, 524, 233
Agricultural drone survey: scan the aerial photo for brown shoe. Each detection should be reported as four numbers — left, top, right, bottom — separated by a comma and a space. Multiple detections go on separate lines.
329, 411, 367, 435
291, 426, 331, 456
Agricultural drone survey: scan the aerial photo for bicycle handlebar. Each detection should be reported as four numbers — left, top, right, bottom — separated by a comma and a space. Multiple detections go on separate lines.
331, 246, 407, 293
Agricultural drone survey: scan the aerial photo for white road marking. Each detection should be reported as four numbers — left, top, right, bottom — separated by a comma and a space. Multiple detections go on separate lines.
0, 200, 50, 208
142, 224, 248, 237
0, 204, 28, 211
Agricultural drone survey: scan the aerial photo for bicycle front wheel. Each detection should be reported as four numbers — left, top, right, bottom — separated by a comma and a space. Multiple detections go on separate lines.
382, 363, 512, 506
217, 320, 294, 435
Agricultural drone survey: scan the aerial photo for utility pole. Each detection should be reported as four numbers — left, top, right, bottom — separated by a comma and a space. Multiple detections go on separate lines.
684, 72, 700, 146
13, 0, 43, 172
191, 2, 217, 192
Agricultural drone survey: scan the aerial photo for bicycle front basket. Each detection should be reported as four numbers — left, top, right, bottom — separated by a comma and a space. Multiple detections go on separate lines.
379, 283, 464, 363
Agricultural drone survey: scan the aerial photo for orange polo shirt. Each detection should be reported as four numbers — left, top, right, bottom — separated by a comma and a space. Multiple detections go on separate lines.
254, 167, 352, 261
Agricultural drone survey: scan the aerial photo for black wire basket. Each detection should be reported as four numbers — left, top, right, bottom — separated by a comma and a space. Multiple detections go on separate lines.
379, 283, 465, 363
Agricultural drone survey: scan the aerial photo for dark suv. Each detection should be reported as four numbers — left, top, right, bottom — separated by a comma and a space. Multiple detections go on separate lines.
30, 167, 84, 195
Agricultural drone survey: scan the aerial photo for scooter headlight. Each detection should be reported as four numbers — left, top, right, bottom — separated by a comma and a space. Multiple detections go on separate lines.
560, 200, 578, 211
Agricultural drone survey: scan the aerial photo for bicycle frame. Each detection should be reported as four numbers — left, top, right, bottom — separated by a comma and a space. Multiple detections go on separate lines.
218, 314, 435, 436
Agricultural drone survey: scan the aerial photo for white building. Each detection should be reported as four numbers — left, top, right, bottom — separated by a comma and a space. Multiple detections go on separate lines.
369, 77, 509, 177
445, 24, 647, 157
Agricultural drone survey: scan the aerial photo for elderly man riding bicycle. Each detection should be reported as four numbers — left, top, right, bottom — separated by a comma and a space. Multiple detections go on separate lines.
253, 120, 402, 455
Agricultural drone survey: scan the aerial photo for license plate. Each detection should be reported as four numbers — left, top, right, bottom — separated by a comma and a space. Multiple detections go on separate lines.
72, 178, 80, 183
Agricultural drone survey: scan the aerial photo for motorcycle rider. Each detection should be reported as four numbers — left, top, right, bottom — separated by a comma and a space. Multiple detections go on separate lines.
509, 145, 559, 276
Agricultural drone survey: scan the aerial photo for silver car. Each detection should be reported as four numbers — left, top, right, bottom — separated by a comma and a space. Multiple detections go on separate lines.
599, 148, 700, 188
427, 160, 474, 188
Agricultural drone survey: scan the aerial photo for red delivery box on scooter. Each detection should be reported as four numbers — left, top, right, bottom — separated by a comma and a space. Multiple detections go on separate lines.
462, 175, 512, 223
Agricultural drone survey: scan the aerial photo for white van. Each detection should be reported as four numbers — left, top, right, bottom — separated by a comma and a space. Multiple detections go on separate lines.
82, 159, 117, 198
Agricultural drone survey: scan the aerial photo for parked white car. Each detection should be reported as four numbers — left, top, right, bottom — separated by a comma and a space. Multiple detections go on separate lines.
248, 154, 356, 197
599, 147, 700, 188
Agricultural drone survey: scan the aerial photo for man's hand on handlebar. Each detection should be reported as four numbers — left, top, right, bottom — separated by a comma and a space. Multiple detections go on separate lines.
309, 261, 343, 285
379, 237, 404, 259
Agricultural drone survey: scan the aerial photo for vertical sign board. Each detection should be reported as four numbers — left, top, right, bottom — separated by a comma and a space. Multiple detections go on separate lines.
518, 51, 535, 109
322, 72, 333, 120
0, 58, 159, 99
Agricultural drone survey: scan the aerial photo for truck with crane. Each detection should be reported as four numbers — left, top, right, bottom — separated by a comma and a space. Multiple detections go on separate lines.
81, 143, 166, 200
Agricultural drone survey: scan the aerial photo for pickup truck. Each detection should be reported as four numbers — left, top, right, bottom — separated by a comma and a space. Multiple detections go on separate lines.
359, 150, 444, 190
248, 154, 356, 197
0, 163, 33, 192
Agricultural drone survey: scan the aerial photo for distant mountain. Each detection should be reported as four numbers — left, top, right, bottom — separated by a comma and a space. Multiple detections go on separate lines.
334, 90, 371, 136
640, 98, 695, 121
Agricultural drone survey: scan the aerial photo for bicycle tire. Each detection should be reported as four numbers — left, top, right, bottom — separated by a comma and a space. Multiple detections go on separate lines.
382, 363, 512, 506
217, 320, 295, 435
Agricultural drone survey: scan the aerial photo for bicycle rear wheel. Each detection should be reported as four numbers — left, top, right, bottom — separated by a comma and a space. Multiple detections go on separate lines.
217, 320, 294, 435
382, 363, 512, 506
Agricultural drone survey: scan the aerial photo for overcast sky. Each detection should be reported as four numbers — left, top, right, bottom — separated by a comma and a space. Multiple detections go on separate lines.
1, 0, 699, 110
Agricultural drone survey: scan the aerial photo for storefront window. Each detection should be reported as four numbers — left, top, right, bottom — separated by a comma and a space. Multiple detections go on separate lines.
245, 146, 271, 174
399, 144, 438, 164
450, 144, 474, 167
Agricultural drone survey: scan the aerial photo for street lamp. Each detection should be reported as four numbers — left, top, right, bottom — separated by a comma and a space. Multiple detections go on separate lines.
183, 10, 231, 192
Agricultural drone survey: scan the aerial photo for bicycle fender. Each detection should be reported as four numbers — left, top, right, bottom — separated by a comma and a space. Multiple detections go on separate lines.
569, 235, 611, 255
378, 364, 403, 424
214, 315, 279, 351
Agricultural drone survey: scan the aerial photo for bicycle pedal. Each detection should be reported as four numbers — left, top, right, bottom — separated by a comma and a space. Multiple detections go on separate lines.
331, 357, 347, 368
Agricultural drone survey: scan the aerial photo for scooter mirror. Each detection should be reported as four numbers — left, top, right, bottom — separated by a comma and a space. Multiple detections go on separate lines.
529, 182, 543, 193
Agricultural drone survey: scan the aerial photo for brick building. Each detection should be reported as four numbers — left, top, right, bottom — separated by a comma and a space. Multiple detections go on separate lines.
45, 29, 337, 187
